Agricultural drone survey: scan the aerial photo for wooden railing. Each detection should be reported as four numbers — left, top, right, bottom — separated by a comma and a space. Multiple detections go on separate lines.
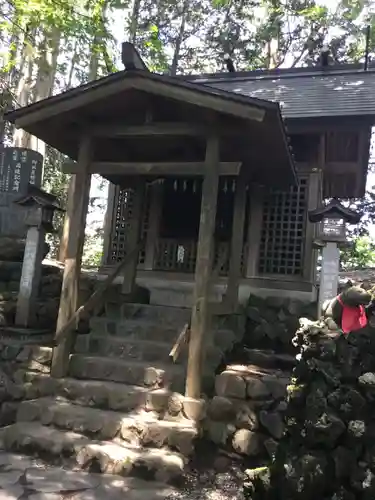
169, 248, 229, 363
54, 241, 144, 345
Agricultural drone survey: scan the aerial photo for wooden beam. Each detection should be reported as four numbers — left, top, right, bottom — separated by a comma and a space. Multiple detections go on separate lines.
225, 169, 248, 309
90, 122, 207, 137
89, 122, 242, 137
134, 78, 266, 123
62, 161, 241, 177
51, 135, 92, 378
186, 134, 220, 399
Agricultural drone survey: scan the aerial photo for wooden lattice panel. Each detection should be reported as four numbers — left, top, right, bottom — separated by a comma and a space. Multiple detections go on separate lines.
259, 178, 308, 276
155, 239, 247, 276
155, 239, 197, 273
108, 185, 151, 265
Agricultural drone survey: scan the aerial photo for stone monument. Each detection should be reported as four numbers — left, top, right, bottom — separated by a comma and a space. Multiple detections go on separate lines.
308, 199, 362, 313
0, 146, 43, 240
13, 184, 62, 327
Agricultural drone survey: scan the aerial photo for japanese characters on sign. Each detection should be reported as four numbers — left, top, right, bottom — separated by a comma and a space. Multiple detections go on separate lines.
322, 217, 345, 239
0, 147, 42, 193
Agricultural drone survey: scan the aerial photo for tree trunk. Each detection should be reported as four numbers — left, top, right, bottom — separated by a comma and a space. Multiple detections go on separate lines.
129, 0, 142, 44
29, 27, 61, 156
170, 0, 189, 76
13, 41, 34, 148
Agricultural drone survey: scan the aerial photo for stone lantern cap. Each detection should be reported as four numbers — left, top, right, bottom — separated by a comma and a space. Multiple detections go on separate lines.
13, 183, 63, 232
13, 183, 62, 210
308, 198, 362, 224
309, 199, 362, 243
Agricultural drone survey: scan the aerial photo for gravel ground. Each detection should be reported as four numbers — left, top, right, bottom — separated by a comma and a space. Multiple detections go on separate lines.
166, 466, 246, 500
165, 442, 247, 500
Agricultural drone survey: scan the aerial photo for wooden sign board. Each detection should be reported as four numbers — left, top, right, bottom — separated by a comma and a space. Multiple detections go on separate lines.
322, 218, 345, 240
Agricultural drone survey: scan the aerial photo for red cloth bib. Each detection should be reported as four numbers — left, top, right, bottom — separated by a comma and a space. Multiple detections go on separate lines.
337, 295, 368, 334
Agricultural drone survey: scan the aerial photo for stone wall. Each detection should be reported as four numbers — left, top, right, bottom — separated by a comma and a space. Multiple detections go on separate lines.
243, 295, 316, 355
202, 294, 318, 458
0, 260, 96, 328
0, 345, 52, 427
205, 364, 290, 458
245, 317, 375, 500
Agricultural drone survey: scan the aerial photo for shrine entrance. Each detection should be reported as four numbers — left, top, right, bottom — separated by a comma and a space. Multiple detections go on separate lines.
106, 175, 250, 276
155, 176, 249, 275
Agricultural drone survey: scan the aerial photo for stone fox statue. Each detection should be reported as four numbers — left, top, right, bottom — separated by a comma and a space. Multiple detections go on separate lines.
321, 285, 372, 334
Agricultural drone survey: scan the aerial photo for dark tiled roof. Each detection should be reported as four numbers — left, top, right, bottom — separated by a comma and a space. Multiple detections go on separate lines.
187, 65, 375, 119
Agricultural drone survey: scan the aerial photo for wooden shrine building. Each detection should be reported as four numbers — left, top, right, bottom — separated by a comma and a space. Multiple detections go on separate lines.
5, 44, 375, 396
98, 55, 375, 306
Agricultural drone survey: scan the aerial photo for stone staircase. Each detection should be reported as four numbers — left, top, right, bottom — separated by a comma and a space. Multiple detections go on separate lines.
0, 300, 242, 483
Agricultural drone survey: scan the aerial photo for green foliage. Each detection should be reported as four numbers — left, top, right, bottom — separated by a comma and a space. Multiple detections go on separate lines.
341, 236, 375, 270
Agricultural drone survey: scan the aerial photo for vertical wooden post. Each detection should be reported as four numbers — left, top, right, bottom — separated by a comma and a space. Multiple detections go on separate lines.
225, 169, 247, 309
101, 182, 116, 267
51, 135, 92, 378
246, 185, 264, 277
144, 181, 163, 271
303, 170, 321, 282
186, 135, 219, 399
121, 178, 145, 294
58, 178, 74, 262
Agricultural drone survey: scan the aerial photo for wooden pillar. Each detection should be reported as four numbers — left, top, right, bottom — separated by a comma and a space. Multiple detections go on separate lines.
225, 169, 247, 309
302, 134, 324, 283
58, 178, 74, 262
51, 136, 92, 378
186, 135, 219, 399
303, 170, 321, 282
121, 178, 145, 294
246, 185, 264, 277
144, 181, 163, 271
101, 182, 116, 267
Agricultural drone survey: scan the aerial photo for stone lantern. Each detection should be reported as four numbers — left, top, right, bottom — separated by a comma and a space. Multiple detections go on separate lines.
13, 184, 63, 327
308, 199, 362, 313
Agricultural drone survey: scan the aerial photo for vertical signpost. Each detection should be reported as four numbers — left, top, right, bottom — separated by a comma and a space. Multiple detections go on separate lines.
308, 199, 362, 314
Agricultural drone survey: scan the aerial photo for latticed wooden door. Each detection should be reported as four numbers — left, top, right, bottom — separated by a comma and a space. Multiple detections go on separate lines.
108, 184, 151, 266
259, 178, 308, 276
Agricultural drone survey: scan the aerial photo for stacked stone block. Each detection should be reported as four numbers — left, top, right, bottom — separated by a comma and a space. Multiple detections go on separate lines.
205, 363, 290, 457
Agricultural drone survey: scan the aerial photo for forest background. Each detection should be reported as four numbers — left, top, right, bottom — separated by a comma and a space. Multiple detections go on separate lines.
1, 0, 375, 269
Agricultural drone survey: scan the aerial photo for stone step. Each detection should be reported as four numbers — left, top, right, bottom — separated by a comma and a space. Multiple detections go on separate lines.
17, 397, 198, 455
0, 422, 185, 482
114, 303, 191, 325
74, 335, 223, 367
215, 364, 291, 401
69, 354, 186, 392
242, 348, 296, 371
89, 317, 237, 352
20, 373, 207, 421
89, 317, 184, 344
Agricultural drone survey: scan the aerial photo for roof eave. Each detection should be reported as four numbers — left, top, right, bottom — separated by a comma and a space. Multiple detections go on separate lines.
6, 70, 279, 129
